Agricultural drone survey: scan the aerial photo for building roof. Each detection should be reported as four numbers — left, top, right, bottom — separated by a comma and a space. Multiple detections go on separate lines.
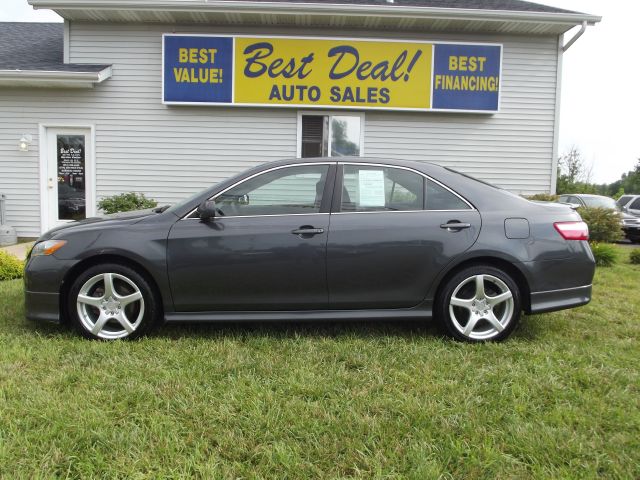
183, 0, 580, 14
0, 23, 106, 72
0, 23, 111, 88
29, 0, 600, 35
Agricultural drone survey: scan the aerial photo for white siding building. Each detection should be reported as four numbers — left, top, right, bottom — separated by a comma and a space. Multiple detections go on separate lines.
0, 0, 599, 237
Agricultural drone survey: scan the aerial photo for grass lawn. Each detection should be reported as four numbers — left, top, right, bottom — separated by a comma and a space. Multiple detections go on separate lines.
1, 247, 639, 479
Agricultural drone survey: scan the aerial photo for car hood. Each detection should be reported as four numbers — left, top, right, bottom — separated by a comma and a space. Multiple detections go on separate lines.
39, 208, 159, 240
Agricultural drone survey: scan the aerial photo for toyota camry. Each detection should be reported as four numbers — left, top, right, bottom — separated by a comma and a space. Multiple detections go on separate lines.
24, 158, 595, 342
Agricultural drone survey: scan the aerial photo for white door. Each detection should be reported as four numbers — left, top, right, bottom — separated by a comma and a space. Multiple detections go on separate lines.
42, 127, 95, 232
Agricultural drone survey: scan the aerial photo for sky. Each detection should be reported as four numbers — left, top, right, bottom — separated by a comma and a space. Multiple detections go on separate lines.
0, 0, 638, 184
539, 0, 640, 184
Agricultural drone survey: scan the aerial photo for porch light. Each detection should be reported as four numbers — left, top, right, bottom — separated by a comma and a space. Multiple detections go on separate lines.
18, 134, 32, 152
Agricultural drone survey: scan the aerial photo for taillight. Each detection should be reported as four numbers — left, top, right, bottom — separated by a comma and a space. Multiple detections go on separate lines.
554, 221, 589, 241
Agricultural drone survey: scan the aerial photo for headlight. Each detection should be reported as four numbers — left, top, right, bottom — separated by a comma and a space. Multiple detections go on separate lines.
31, 240, 67, 257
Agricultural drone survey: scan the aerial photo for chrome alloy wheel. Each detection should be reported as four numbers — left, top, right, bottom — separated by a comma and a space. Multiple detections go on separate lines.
448, 274, 515, 341
76, 273, 145, 339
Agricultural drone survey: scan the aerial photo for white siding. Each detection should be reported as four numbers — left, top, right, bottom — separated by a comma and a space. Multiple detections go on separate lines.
0, 23, 559, 237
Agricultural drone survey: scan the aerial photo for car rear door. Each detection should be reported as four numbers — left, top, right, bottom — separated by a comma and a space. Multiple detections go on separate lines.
326, 163, 481, 309
167, 163, 335, 311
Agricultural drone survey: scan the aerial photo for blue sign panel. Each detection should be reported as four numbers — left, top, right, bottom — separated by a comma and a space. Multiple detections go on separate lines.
163, 35, 233, 103
432, 44, 501, 111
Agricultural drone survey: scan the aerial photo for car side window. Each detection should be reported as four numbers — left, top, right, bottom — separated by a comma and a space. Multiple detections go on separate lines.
214, 164, 329, 217
425, 180, 470, 210
630, 198, 640, 210
341, 165, 424, 212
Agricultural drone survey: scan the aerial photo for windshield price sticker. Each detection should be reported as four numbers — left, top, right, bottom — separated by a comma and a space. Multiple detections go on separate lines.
358, 170, 386, 207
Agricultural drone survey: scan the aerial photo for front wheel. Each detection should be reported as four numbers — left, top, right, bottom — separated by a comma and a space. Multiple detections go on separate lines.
67, 263, 160, 340
436, 265, 521, 342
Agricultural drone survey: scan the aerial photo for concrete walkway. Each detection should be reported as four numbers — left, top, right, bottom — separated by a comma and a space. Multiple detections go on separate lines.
0, 242, 34, 260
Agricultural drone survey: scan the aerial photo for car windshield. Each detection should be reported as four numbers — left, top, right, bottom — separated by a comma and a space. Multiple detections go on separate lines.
616, 196, 633, 207
581, 196, 617, 209
165, 186, 213, 215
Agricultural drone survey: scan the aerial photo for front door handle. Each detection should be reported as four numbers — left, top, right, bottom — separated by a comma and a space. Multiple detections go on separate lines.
291, 226, 325, 236
440, 221, 471, 231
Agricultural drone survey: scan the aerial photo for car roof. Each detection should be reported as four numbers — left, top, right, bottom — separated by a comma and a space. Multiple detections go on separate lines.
260, 156, 440, 170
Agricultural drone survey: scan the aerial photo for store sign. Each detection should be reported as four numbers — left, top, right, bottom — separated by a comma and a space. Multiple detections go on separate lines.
163, 35, 502, 112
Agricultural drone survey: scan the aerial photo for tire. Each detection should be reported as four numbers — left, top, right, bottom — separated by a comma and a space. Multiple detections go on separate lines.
67, 263, 160, 340
436, 265, 521, 342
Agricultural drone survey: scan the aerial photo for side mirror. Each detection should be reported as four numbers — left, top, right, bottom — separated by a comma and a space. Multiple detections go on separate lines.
197, 200, 217, 221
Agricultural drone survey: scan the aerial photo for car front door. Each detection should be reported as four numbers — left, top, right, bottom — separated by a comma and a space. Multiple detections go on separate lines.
326, 163, 481, 309
167, 163, 335, 311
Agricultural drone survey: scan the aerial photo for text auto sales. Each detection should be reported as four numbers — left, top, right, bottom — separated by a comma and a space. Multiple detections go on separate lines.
243, 43, 423, 103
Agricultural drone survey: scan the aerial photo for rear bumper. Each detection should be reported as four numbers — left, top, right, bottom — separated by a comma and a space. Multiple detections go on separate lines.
529, 284, 591, 314
25, 290, 61, 324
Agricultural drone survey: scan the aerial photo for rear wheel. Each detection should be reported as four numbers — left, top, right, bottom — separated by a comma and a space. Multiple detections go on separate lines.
436, 265, 521, 342
67, 263, 160, 340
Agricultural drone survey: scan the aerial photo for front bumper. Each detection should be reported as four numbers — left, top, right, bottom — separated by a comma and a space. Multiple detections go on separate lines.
25, 290, 61, 323
622, 225, 640, 239
529, 284, 592, 314
24, 254, 76, 324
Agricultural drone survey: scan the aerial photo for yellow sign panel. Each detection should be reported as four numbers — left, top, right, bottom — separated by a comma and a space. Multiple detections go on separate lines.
233, 37, 433, 109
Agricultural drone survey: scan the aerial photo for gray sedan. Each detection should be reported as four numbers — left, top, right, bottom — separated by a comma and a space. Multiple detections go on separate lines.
25, 158, 595, 342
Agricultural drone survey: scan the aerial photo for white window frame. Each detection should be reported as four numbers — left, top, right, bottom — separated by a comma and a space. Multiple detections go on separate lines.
296, 111, 365, 158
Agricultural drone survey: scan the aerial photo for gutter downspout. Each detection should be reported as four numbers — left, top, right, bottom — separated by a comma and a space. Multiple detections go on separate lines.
550, 33, 564, 194
563, 21, 587, 52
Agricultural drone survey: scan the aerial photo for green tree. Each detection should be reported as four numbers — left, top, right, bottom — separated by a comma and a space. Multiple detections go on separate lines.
620, 160, 640, 194
556, 146, 597, 194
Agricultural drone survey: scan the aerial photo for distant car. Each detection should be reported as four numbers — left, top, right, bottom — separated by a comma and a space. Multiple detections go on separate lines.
617, 194, 640, 216
25, 158, 595, 342
557, 193, 640, 243
616, 194, 640, 243
557, 193, 617, 210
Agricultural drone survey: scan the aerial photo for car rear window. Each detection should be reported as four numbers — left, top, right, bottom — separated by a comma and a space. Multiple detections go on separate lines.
444, 167, 502, 190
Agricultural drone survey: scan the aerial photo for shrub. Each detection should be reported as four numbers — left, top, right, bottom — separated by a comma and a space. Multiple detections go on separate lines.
0, 250, 24, 281
630, 249, 640, 265
524, 193, 559, 202
590, 242, 618, 267
98, 192, 158, 214
579, 207, 623, 243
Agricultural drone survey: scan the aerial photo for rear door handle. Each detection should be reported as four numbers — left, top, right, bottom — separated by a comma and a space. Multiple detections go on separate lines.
440, 221, 471, 231
291, 226, 325, 236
